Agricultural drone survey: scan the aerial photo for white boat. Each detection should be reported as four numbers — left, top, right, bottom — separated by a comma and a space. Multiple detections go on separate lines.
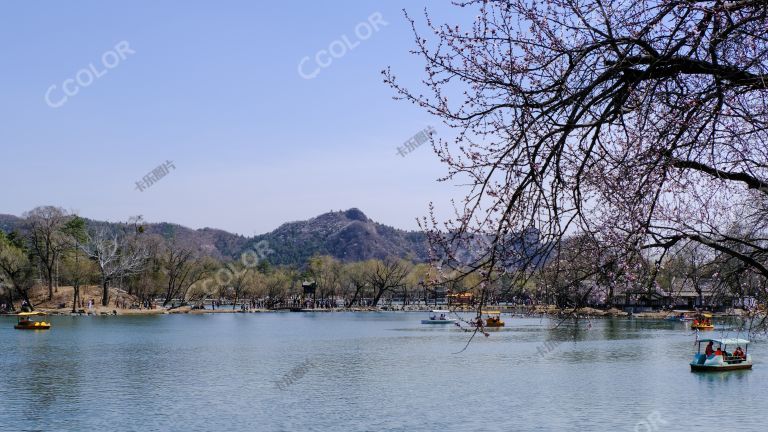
690, 338, 753, 372
665, 310, 695, 322
421, 310, 456, 324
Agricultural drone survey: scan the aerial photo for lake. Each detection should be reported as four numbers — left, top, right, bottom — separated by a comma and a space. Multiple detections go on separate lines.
1, 312, 766, 431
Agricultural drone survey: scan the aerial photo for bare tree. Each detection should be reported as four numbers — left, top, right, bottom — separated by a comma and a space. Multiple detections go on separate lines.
308, 255, 342, 306
678, 242, 716, 307
367, 259, 410, 306
24, 206, 71, 300
81, 219, 149, 306
343, 261, 371, 307
261, 268, 293, 308
160, 240, 214, 306
387, 0, 768, 301
228, 264, 253, 310
125, 236, 164, 306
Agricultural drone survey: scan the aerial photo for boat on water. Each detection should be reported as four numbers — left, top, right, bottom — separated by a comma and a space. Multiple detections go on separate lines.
482, 310, 505, 328
665, 310, 695, 322
14, 311, 51, 330
691, 313, 714, 330
691, 338, 752, 371
421, 310, 457, 324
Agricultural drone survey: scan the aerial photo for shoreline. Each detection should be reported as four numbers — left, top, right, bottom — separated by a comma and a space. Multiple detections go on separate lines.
2, 305, 754, 320
8, 286, 755, 320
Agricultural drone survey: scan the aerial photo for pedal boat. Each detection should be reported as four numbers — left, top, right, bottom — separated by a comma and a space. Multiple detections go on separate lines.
421, 310, 457, 324
482, 310, 505, 327
14, 311, 51, 330
691, 338, 752, 372
691, 313, 714, 330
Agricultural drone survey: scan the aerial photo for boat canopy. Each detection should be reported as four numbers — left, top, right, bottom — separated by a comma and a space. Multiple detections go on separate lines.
17, 311, 47, 316
430, 310, 451, 314
481, 310, 501, 315
698, 338, 750, 346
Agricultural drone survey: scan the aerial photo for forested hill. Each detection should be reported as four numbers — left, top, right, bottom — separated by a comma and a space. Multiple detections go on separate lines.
247, 208, 429, 265
0, 214, 22, 234
0, 208, 430, 266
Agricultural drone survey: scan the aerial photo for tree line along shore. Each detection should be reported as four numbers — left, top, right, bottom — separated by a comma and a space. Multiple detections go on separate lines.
2, 206, 764, 320
4, 284, 758, 327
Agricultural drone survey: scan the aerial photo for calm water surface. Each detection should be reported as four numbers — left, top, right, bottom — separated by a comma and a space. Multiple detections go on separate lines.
1, 312, 766, 431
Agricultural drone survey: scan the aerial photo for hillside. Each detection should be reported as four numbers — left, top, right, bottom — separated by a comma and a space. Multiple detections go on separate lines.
0, 214, 23, 234
0, 208, 430, 266
246, 208, 429, 265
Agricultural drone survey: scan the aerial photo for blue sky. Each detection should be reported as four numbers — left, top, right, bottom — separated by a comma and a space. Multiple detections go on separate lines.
0, 1, 471, 235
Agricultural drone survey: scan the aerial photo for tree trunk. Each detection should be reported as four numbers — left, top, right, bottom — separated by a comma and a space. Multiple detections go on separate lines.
349, 287, 362, 308
72, 283, 80, 313
16, 285, 31, 310
47, 274, 54, 301
55, 257, 59, 293
372, 288, 385, 306
101, 277, 110, 306
5, 288, 15, 311
607, 285, 614, 307
163, 282, 174, 307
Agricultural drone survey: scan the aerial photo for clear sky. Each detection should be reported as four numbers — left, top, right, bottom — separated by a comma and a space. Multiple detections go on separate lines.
0, 1, 470, 235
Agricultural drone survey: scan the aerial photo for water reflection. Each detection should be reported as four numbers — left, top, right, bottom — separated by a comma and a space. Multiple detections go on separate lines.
692, 369, 752, 383
2, 313, 767, 431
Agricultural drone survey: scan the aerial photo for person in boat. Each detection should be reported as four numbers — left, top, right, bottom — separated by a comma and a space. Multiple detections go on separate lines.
430, 314, 436, 320
734, 346, 745, 359
440, 313, 446, 320
693, 319, 699, 326
705, 341, 714, 356
715, 346, 723, 357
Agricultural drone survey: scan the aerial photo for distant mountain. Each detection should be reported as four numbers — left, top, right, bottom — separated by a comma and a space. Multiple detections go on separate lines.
245, 208, 429, 265
0, 213, 250, 261
143, 223, 250, 260
0, 208, 430, 266
0, 214, 23, 234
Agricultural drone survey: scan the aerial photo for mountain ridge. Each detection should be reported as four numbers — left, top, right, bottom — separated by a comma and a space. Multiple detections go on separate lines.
0, 208, 429, 266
